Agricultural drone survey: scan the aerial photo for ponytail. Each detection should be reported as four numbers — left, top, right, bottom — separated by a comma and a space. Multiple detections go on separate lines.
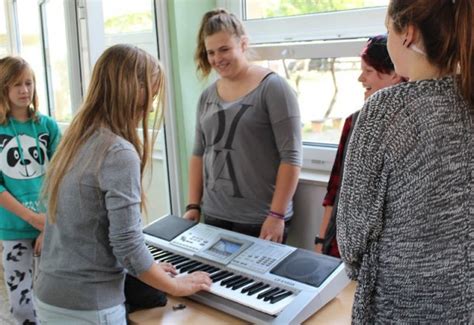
388, 0, 473, 105
454, 0, 473, 105
194, 9, 246, 79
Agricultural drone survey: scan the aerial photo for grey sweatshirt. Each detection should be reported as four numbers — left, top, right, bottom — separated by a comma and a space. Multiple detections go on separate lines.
36, 128, 154, 310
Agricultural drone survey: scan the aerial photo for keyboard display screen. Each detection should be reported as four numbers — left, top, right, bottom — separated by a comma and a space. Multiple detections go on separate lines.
208, 239, 242, 257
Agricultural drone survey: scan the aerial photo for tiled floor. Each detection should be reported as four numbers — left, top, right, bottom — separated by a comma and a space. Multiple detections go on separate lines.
0, 243, 15, 325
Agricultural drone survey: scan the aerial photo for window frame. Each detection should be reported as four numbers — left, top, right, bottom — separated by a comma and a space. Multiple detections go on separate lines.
5, 0, 181, 217
79, 0, 182, 216
219, 1, 388, 44
4, 0, 20, 54
218, 0, 389, 173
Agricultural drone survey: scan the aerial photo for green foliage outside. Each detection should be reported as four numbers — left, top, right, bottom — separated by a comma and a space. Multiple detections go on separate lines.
261, 0, 387, 18
104, 12, 152, 33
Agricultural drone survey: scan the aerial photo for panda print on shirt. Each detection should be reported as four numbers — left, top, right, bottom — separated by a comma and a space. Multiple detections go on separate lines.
0, 133, 50, 180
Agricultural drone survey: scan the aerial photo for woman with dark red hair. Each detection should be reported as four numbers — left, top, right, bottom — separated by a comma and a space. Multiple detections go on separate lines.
315, 35, 404, 256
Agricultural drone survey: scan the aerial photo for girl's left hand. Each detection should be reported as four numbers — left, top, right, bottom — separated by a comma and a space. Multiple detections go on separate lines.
259, 216, 284, 243
159, 262, 177, 276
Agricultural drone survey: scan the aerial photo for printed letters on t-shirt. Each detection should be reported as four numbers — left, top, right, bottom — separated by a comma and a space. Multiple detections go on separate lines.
205, 104, 251, 198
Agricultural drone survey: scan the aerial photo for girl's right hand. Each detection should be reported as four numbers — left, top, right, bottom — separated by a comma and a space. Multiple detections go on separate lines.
28, 212, 46, 231
34, 232, 44, 255
172, 271, 211, 296
314, 244, 323, 253
183, 209, 200, 222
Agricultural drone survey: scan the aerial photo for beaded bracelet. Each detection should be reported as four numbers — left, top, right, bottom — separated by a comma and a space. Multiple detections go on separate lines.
268, 210, 285, 220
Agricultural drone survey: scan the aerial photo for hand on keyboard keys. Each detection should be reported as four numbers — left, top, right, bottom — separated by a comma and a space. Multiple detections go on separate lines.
173, 271, 212, 296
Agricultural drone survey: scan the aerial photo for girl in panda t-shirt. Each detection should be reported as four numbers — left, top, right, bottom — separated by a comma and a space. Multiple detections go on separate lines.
0, 56, 60, 324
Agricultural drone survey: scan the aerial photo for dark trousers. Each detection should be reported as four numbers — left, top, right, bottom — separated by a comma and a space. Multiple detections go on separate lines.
203, 215, 292, 244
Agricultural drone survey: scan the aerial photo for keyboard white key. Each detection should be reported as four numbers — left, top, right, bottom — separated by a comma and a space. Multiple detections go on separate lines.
177, 269, 296, 315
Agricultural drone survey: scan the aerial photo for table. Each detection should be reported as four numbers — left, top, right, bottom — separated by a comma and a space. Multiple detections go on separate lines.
128, 281, 356, 324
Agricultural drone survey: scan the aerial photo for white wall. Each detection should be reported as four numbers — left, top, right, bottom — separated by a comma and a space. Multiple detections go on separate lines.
287, 175, 328, 250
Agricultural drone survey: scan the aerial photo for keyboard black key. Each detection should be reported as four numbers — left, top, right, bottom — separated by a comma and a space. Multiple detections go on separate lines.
148, 246, 160, 254
263, 288, 286, 301
248, 284, 270, 296
173, 258, 191, 268
241, 282, 263, 294
205, 266, 220, 274
210, 271, 228, 281
220, 275, 241, 286
154, 250, 171, 257
232, 278, 253, 290
270, 291, 293, 304
257, 287, 279, 300
177, 261, 199, 272
168, 256, 187, 265
224, 276, 244, 288
161, 255, 182, 263
212, 272, 234, 283
154, 251, 173, 260
191, 265, 216, 273
181, 262, 203, 273
186, 263, 209, 273
150, 251, 165, 258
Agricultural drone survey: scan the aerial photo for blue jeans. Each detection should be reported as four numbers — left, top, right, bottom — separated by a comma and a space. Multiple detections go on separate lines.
34, 297, 126, 325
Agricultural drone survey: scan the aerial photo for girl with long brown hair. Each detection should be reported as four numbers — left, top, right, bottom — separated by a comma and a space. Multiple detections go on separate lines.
35, 44, 211, 324
336, 0, 473, 323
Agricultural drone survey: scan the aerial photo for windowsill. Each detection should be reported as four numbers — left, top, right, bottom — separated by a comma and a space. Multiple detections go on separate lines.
299, 168, 330, 186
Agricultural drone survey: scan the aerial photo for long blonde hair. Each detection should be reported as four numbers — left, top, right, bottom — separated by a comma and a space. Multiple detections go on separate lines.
0, 56, 39, 124
43, 44, 165, 222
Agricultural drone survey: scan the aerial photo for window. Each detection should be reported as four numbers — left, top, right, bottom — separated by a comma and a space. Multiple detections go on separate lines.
1, 1, 195, 220
95, 0, 171, 223
222, 0, 389, 43
254, 55, 363, 145
102, 0, 158, 57
245, 0, 389, 19
10, 0, 173, 223
0, 1, 9, 57
39, 0, 74, 121
220, 0, 389, 171
15, 1, 49, 116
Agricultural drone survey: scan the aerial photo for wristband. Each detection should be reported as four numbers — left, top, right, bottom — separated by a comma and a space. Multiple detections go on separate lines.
268, 210, 285, 220
185, 203, 201, 213
314, 236, 325, 245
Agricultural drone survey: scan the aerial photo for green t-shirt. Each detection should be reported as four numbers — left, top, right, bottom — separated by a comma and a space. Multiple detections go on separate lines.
0, 114, 60, 240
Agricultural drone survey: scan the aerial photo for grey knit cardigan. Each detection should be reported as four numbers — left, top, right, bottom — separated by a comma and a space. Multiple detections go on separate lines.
337, 76, 473, 324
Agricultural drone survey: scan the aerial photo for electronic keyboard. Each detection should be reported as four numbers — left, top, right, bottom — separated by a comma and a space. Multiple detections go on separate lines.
143, 215, 350, 324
